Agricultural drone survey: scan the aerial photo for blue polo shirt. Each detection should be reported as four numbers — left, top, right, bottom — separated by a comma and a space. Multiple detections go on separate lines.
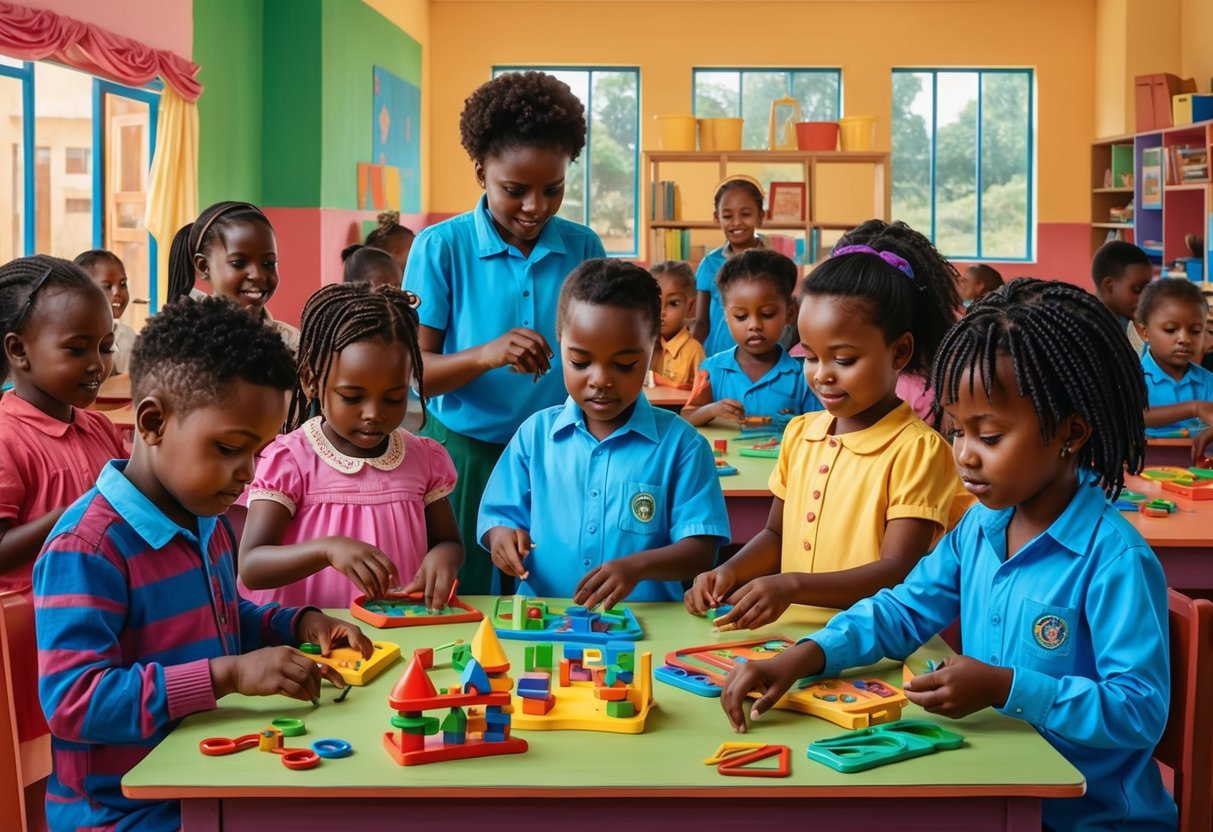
403, 196, 606, 444
806, 478, 1175, 832
700, 345, 821, 419
694, 245, 732, 357
477, 395, 729, 601
1141, 349, 1213, 437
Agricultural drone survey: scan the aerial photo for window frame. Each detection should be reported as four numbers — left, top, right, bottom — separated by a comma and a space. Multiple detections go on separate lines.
891, 67, 1036, 263
691, 67, 843, 140
492, 65, 641, 258
0, 59, 35, 255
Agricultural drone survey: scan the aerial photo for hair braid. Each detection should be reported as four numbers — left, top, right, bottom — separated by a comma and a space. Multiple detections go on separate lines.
0, 255, 104, 379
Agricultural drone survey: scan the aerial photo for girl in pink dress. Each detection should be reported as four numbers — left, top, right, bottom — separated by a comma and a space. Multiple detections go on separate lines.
238, 283, 462, 609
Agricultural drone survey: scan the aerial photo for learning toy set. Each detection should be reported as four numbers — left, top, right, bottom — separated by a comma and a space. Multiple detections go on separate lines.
351, 591, 484, 628
712, 438, 738, 476
807, 720, 965, 773
300, 640, 401, 685
510, 640, 655, 733
491, 596, 644, 644
199, 719, 352, 771
704, 742, 792, 777
738, 436, 781, 458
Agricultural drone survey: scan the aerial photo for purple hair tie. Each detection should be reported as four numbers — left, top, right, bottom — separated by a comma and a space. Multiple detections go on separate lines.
831, 244, 916, 281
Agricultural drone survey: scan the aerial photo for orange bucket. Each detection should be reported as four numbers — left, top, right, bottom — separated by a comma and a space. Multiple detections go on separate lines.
795, 122, 839, 151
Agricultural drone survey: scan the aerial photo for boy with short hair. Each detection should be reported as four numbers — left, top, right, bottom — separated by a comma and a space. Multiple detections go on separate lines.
650, 260, 705, 388
1091, 240, 1153, 353
35, 297, 371, 832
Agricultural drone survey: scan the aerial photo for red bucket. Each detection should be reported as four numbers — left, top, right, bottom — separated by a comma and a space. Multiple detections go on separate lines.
795, 121, 839, 151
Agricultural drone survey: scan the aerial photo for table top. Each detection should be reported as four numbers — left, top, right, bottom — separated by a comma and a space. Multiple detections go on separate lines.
643, 385, 689, 408
124, 599, 1082, 801
698, 425, 779, 498
95, 373, 132, 404
98, 404, 135, 428
1121, 472, 1213, 548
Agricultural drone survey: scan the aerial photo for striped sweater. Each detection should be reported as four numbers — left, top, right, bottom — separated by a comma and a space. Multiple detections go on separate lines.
34, 460, 307, 832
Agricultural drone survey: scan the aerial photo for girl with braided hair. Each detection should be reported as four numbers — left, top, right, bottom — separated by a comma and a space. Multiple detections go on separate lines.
719, 279, 1175, 832
238, 282, 462, 610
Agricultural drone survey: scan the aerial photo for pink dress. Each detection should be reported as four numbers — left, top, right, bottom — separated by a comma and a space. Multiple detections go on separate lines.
241, 417, 457, 608
895, 373, 935, 422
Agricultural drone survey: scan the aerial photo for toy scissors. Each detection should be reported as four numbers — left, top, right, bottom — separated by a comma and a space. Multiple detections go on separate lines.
199, 732, 320, 770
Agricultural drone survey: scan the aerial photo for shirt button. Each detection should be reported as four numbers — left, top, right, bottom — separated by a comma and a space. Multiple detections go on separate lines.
591, 489, 599, 497
989, 654, 998, 664
523, 320, 530, 326
991, 615, 1000, 625
819, 465, 829, 474
828, 439, 837, 447
1015, 707, 1023, 714
523, 290, 530, 297
805, 512, 816, 522
802, 540, 811, 551
583, 558, 591, 567
588, 525, 597, 534
812, 490, 821, 499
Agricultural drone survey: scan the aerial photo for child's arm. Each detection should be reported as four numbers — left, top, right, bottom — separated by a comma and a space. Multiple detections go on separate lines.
685, 497, 784, 615
680, 371, 744, 426
691, 290, 712, 344
1143, 399, 1213, 428
575, 536, 716, 610
399, 496, 464, 611
0, 510, 65, 575
477, 427, 534, 580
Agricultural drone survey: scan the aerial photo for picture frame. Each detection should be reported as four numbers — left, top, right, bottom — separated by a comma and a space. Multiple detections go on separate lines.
768, 181, 807, 223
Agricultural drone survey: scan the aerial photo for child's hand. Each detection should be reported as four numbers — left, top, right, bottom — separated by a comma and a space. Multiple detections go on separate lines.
720, 641, 823, 733
684, 566, 737, 615
211, 646, 343, 701
1193, 426, 1213, 464
715, 574, 793, 631
480, 327, 553, 381
573, 559, 639, 611
710, 399, 745, 425
486, 526, 533, 579
296, 609, 374, 659
903, 655, 1014, 719
400, 548, 461, 612
323, 536, 399, 599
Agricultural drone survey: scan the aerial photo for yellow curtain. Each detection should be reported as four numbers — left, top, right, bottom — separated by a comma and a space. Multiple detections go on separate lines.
144, 85, 198, 309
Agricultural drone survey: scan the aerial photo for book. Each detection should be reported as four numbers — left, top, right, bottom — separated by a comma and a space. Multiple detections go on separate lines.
1142, 147, 1163, 209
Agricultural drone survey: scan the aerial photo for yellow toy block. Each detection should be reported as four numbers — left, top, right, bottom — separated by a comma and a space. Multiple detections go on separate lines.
258, 728, 283, 752
310, 641, 401, 686
511, 651, 654, 735
489, 675, 514, 693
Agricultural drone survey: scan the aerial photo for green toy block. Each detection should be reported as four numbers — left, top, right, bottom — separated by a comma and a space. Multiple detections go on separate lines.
391, 714, 439, 734
441, 706, 467, 733
452, 643, 472, 671
606, 700, 635, 718
524, 616, 545, 631
511, 594, 526, 630
524, 645, 538, 672
616, 652, 634, 672
535, 643, 553, 670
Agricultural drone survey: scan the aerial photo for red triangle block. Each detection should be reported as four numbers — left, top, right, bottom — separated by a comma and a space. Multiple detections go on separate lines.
391, 655, 438, 703
716, 744, 791, 778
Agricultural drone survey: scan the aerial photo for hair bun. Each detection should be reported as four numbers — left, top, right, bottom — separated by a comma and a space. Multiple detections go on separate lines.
376, 210, 401, 230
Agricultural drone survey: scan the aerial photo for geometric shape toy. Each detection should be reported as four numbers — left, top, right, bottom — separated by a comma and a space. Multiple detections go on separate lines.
491, 597, 644, 645
716, 743, 791, 777
309, 641, 401, 686
511, 647, 655, 734
351, 591, 483, 628
806, 719, 965, 773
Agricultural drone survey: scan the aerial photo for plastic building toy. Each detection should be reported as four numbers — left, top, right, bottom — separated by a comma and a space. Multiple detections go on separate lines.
491, 596, 644, 644
712, 743, 791, 778
382, 618, 528, 765
303, 640, 401, 686
662, 637, 907, 728
351, 590, 483, 628
1141, 466, 1199, 483
703, 742, 766, 764
655, 664, 721, 697
269, 717, 306, 737
715, 458, 739, 477
807, 720, 965, 773
510, 640, 655, 734
311, 738, 353, 759
1162, 478, 1213, 499
738, 436, 781, 458
739, 413, 792, 436
200, 726, 320, 770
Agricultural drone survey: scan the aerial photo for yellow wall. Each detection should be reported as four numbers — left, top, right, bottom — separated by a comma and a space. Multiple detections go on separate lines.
1181, 0, 1213, 92
429, 0, 1097, 229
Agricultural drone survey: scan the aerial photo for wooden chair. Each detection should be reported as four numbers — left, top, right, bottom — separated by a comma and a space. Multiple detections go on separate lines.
0, 591, 50, 832
1155, 589, 1213, 832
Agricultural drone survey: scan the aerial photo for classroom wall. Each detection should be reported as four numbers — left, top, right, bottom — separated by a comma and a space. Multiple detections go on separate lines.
428, 0, 1098, 285
1180, 0, 1213, 92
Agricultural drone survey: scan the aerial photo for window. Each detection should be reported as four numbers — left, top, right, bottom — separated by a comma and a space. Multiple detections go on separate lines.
64, 197, 90, 213
492, 67, 639, 256
693, 69, 841, 149
65, 146, 89, 173
892, 69, 1034, 261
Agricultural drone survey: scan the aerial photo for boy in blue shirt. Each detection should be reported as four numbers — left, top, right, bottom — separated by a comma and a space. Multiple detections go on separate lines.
478, 259, 729, 607
1134, 277, 1213, 439
721, 280, 1175, 832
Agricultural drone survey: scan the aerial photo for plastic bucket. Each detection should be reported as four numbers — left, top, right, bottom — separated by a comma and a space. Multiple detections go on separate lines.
699, 117, 743, 151
654, 115, 697, 151
839, 115, 877, 151
795, 121, 839, 151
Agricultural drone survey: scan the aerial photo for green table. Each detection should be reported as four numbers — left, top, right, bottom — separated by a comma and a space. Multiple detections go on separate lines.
124, 600, 1082, 831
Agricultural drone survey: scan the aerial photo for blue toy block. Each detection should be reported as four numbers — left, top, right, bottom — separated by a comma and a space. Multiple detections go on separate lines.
655, 663, 723, 697
563, 644, 584, 662
485, 711, 510, 727
605, 640, 635, 667
485, 705, 501, 715
518, 687, 550, 701
461, 658, 491, 694
443, 730, 466, 745
617, 671, 633, 684
483, 729, 506, 743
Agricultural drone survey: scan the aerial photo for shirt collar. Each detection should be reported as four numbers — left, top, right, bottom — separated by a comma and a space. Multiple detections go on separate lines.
799, 401, 918, 455
95, 460, 217, 551
719, 345, 800, 382
550, 394, 659, 444
1141, 349, 1194, 388
303, 416, 406, 473
0, 391, 77, 438
662, 328, 694, 357
472, 194, 566, 260
976, 473, 1104, 560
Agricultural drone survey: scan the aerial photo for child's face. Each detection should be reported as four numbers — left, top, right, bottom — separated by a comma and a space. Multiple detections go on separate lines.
6, 287, 114, 412
656, 274, 693, 340
315, 338, 410, 456
559, 299, 654, 441
714, 189, 763, 250
196, 220, 280, 316
476, 145, 570, 253
1204, 319, 1213, 358
1139, 296, 1206, 377
1098, 264, 1151, 320
723, 277, 791, 360
88, 259, 130, 321
957, 268, 985, 303
798, 296, 910, 424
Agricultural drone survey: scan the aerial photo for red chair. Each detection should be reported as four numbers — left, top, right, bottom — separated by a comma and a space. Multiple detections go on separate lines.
0, 591, 50, 832
1155, 589, 1213, 832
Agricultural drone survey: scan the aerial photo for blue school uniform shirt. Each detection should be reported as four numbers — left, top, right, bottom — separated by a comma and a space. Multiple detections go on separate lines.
1141, 349, 1213, 437
700, 345, 821, 419
476, 395, 729, 601
805, 478, 1176, 832
694, 245, 731, 357
403, 195, 606, 444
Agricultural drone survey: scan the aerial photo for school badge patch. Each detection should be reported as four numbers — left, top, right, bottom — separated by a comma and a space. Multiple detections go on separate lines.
1032, 614, 1068, 650
630, 492, 656, 523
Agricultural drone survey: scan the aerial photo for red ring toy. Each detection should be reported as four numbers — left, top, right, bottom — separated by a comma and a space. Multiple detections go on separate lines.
278, 748, 321, 770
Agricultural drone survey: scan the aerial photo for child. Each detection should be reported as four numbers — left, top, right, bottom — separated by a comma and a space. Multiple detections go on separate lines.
478, 259, 728, 607
1092, 239, 1153, 354
75, 249, 136, 374
957, 263, 1003, 307
681, 249, 818, 427
167, 200, 300, 352
404, 71, 606, 594
720, 278, 1175, 832
239, 283, 463, 610
686, 241, 967, 630
650, 259, 704, 388
1134, 277, 1213, 438
341, 243, 402, 287
0, 255, 126, 594
35, 297, 371, 832
692, 175, 766, 357
365, 209, 415, 275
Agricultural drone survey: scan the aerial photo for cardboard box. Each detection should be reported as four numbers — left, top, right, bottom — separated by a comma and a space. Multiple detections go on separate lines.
1173, 94, 1213, 127
1135, 73, 1197, 132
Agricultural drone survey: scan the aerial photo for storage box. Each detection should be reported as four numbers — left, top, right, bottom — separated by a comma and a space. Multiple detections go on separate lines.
1135, 73, 1197, 132
1173, 94, 1213, 126
1180, 257, 1205, 282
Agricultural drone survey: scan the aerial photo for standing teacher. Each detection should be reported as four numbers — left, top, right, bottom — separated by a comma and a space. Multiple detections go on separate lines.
405, 71, 606, 594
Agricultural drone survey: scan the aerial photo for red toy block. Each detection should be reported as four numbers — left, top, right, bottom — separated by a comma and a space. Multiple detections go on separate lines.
391, 655, 438, 703
593, 685, 628, 702
412, 647, 435, 669
559, 658, 571, 687
522, 695, 556, 715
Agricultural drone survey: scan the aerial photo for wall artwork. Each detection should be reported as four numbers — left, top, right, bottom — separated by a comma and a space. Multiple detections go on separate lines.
372, 65, 420, 213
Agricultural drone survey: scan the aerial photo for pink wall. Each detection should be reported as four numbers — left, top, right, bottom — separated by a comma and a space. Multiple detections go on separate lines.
17, 0, 193, 58
953, 224, 1094, 290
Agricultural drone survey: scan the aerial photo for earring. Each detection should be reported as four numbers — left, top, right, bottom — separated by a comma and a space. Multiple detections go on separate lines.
1060, 440, 1073, 458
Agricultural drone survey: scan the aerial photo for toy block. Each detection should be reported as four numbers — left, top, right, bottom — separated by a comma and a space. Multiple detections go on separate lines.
391, 655, 438, 703
471, 618, 511, 672
563, 644, 584, 662
594, 685, 628, 702
524, 645, 538, 672
485, 705, 501, 714
605, 641, 633, 663
443, 730, 466, 745
524, 616, 545, 630
488, 674, 514, 693
606, 700, 635, 718
485, 713, 510, 729
511, 594, 526, 630
559, 658, 571, 687
570, 668, 593, 682
396, 729, 424, 753
441, 706, 467, 733
605, 665, 621, 686
412, 646, 435, 669
582, 648, 603, 666
483, 729, 506, 743
466, 711, 487, 734
518, 671, 551, 688
617, 671, 633, 684
461, 658, 492, 694
522, 695, 556, 715
535, 643, 553, 670
258, 727, 283, 752
451, 643, 472, 671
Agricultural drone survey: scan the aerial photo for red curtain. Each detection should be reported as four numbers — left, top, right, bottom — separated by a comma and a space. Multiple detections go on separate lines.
0, 2, 201, 101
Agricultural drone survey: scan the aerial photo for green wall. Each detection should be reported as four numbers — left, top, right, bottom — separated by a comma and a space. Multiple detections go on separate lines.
261, 0, 324, 207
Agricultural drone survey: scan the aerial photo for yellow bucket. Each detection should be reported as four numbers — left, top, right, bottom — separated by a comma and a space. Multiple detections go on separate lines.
699, 117, 743, 151
654, 115, 697, 151
839, 115, 877, 151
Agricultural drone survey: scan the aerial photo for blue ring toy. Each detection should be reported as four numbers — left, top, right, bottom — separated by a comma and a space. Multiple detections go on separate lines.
311, 738, 352, 759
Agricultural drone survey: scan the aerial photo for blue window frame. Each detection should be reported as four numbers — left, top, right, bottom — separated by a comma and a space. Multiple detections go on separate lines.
492, 66, 640, 257
892, 68, 1035, 262
0, 59, 34, 256
692, 68, 842, 149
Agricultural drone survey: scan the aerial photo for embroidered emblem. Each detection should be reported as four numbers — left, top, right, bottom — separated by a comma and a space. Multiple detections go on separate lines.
1032, 614, 1068, 650
630, 492, 655, 523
